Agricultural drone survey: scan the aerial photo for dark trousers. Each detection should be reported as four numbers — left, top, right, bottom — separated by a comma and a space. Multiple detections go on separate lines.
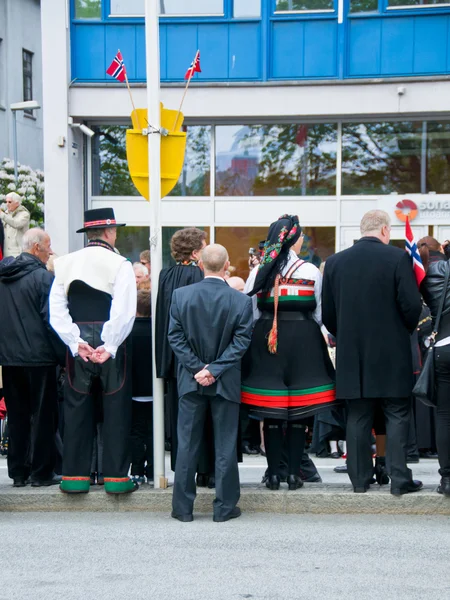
168, 377, 215, 475
434, 346, 450, 477
263, 419, 306, 477
130, 401, 153, 477
63, 350, 131, 480
346, 398, 413, 490
173, 392, 240, 519
240, 404, 260, 449
2, 366, 57, 481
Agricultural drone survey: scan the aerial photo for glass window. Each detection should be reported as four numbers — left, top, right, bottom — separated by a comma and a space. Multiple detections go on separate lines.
299, 227, 336, 268
215, 124, 337, 196
275, 0, 334, 11
110, 0, 224, 16
234, 0, 261, 17
426, 122, 450, 194
341, 122, 423, 195
91, 125, 140, 196
116, 226, 210, 267
349, 0, 378, 12
388, 0, 449, 7
75, 0, 102, 19
22, 50, 33, 115
170, 126, 211, 196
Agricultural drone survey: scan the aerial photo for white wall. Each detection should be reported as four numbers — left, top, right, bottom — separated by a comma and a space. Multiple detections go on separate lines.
0, 0, 43, 170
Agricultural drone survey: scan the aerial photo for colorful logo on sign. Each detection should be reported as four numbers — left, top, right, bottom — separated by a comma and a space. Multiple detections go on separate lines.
395, 199, 418, 223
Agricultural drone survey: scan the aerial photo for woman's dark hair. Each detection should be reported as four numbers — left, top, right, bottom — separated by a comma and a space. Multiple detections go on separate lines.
136, 290, 151, 317
170, 228, 206, 263
251, 215, 301, 296
418, 236, 441, 273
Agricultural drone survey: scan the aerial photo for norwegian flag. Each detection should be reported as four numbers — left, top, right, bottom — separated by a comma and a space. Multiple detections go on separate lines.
106, 50, 126, 82
185, 51, 201, 80
405, 216, 426, 287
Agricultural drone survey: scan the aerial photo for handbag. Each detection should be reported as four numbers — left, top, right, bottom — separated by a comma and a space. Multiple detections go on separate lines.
413, 262, 450, 407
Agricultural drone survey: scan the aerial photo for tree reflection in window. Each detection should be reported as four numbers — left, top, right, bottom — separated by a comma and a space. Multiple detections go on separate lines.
170, 126, 211, 196
275, 0, 334, 10
215, 124, 337, 196
349, 0, 378, 12
341, 122, 423, 195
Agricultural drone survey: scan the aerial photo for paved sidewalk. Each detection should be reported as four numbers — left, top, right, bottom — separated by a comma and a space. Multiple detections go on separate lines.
0, 453, 448, 514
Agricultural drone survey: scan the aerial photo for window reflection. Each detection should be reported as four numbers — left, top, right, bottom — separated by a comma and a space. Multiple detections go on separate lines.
275, 0, 334, 10
91, 126, 140, 196
426, 122, 450, 194
388, 0, 448, 7
341, 122, 423, 195
215, 124, 337, 196
160, 0, 223, 14
170, 126, 211, 196
75, 0, 101, 19
234, 0, 261, 17
349, 0, 378, 12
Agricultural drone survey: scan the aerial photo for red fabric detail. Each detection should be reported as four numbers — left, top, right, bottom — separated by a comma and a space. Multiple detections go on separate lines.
280, 288, 288, 296
0, 398, 6, 420
241, 390, 336, 408
297, 290, 314, 296
84, 219, 117, 227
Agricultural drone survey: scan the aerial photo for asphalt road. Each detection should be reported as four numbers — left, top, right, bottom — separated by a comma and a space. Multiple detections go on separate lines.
1, 512, 448, 600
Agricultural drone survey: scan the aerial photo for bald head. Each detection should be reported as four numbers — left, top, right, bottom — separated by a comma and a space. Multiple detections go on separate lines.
201, 244, 229, 276
227, 276, 245, 292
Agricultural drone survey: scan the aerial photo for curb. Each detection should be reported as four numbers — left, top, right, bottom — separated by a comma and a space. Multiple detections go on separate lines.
0, 483, 449, 515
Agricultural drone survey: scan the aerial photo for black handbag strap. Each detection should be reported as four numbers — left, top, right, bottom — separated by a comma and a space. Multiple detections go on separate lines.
433, 261, 450, 338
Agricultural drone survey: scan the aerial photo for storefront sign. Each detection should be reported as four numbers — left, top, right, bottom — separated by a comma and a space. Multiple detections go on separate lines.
395, 198, 450, 223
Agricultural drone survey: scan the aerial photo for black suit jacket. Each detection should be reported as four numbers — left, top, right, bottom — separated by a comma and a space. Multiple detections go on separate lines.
168, 278, 253, 403
322, 237, 422, 400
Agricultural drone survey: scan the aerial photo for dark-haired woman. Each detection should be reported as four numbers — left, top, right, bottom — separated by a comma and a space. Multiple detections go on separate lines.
418, 236, 450, 497
242, 215, 336, 490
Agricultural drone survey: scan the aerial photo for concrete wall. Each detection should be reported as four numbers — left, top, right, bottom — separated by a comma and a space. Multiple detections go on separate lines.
0, 0, 43, 170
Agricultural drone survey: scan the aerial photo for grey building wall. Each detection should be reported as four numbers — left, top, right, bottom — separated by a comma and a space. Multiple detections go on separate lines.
0, 0, 43, 170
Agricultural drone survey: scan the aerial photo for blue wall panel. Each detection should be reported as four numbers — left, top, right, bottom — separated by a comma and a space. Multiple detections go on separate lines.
272, 22, 304, 79
159, 25, 167, 80
166, 25, 198, 80
304, 21, 337, 78
228, 24, 260, 79
198, 25, 228, 80
135, 26, 146, 80
380, 18, 414, 75
414, 16, 448, 74
347, 20, 381, 77
72, 25, 106, 81
105, 25, 137, 79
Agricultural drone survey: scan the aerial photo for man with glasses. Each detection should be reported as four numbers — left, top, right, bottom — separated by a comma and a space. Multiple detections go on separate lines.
0, 193, 30, 258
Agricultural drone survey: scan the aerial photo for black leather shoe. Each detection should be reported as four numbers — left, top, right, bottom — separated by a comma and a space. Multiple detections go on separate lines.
334, 465, 348, 473
287, 474, 304, 490
207, 476, 215, 489
31, 474, 62, 487
13, 477, 27, 488
391, 480, 423, 496
353, 486, 369, 493
171, 511, 193, 522
374, 458, 390, 486
329, 452, 341, 459
213, 507, 241, 522
196, 473, 208, 487
265, 475, 280, 490
242, 444, 259, 455
437, 476, 450, 497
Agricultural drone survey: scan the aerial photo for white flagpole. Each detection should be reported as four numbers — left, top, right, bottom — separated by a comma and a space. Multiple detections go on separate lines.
145, 0, 166, 489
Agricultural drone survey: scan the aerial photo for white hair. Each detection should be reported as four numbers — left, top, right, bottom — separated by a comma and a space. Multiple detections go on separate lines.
133, 262, 149, 276
22, 228, 48, 251
6, 192, 22, 205
360, 210, 391, 236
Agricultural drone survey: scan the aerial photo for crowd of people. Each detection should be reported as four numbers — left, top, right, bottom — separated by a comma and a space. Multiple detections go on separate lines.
0, 192, 449, 523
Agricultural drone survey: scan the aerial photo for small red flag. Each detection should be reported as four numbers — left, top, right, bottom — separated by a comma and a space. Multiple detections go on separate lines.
106, 50, 126, 82
405, 216, 426, 288
185, 51, 201, 80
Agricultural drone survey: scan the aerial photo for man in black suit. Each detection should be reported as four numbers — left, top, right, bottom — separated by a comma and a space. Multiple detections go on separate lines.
322, 210, 423, 496
168, 244, 253, 522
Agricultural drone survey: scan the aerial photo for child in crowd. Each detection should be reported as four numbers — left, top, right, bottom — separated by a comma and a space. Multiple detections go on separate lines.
130, 290, 153, 484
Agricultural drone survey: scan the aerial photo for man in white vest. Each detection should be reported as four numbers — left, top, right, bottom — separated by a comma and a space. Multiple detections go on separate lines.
49, 208, 138, 494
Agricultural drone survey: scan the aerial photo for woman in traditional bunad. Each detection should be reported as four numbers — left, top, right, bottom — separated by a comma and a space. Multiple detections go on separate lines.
242, 215, 336, 490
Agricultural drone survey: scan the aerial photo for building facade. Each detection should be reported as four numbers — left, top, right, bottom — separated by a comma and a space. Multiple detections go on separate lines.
0, 0, 43, 171
41, 0, 450, 272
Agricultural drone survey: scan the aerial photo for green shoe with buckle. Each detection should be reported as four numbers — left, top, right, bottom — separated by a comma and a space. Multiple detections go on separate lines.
104, 477, 139, 494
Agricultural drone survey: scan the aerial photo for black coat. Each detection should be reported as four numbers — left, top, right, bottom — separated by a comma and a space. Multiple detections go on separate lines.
155, 264, 203, 379
0, 218, 4, 257
322, 237, 422, 400
0, 253, 65, 366
131, 317, 153, 397
168, 278, 253, 403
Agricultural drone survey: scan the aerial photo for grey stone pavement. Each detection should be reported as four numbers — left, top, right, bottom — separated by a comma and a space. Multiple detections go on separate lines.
0, 511, 448, 600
